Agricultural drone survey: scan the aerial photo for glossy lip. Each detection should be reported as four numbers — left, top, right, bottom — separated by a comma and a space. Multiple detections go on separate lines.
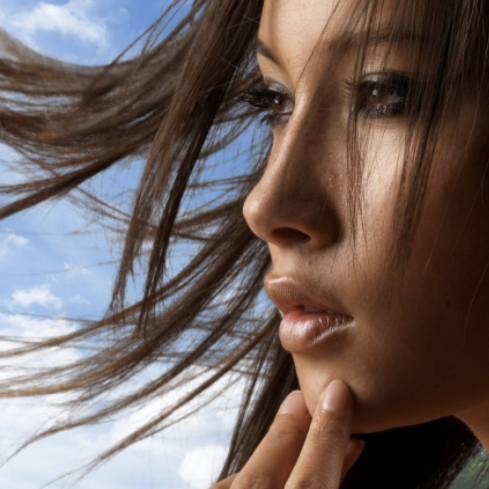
264, 276, 354, 352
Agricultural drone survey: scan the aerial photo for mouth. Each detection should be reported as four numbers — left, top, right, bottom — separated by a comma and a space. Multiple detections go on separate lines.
265, 276, 354, 352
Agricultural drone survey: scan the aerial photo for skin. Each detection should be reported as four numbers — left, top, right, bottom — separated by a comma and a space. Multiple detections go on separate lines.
213, 381, 365, 488
219, 0, 489, 485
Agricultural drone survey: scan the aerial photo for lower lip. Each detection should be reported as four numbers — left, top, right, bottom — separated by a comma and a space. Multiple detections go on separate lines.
279, 309, 353, 352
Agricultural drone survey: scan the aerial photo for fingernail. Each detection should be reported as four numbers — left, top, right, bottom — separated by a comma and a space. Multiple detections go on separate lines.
321, 380, 350, 412
278, 390, 308, 415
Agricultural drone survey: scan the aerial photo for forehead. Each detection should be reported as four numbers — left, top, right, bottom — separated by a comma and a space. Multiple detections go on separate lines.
258, 0, 427, 78
259, 0, 343, 71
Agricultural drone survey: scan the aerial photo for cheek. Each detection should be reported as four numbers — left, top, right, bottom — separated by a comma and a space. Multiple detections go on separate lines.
292, 128, 489, 433
372, 124, 489, 350
412, 143, 489, 356
341, 130, 405, 301
355, 129, 405, 238
356, 123, 489, 318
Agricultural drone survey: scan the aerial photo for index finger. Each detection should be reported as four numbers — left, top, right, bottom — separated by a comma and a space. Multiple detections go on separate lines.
286, 380, 355, 489
230, 391, 312, 487
210, 474, 238, 488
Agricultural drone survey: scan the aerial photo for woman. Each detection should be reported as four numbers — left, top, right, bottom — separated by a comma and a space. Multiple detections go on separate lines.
1, 0, 489, 487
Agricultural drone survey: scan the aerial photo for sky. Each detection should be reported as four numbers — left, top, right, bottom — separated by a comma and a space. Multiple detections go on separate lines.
0, 1, 243, 488
0, 2, 487, 488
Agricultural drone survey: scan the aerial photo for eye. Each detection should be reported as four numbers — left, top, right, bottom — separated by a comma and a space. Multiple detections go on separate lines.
347, 73, 422, 119
240, 80, 294, 126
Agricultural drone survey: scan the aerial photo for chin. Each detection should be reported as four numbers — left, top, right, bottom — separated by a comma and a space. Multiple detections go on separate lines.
300, 386, 388, 434
298, 374, 456, 436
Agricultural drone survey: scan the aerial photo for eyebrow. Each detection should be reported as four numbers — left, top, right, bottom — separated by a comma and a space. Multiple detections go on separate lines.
256, 29, 428, 66
256, 38, 279, 64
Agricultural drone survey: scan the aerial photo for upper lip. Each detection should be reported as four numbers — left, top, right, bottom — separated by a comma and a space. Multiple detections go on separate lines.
264, 275, 353, 318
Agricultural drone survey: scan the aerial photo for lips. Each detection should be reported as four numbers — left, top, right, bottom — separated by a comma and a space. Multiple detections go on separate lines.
303, 304, 335, 314
264, 275, 351, 317
264, 276, 354, 352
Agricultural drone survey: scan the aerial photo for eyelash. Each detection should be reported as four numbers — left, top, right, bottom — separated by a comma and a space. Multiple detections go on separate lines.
240, 81, 294, 126
345, 74, 422, 119
241, 73, 422, 126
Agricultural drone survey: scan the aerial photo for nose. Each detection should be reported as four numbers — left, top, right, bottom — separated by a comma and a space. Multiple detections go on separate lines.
243, 118, 342, 251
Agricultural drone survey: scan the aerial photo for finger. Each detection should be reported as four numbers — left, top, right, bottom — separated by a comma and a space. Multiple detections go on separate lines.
231, 391, 311, 488
208, 442, 366, 489
286, 380, 354, 489
211, 474, 238, 488
341, 439, 365, 480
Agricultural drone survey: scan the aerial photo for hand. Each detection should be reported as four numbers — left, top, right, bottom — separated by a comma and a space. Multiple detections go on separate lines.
212, 380, 364, 488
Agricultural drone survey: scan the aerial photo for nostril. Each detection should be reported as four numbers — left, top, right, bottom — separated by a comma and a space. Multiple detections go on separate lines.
270, 227, 310, 245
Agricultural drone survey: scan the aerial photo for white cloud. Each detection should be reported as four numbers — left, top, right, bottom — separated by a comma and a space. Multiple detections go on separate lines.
0, 313, 80, 370
64, 262, 92, 278
69, 294, 89, 304
0, 312, 75, 338
178, 444, 228, 488
0, 232, 28, 259
9, 0, 108, 46
0, 342, 241, 488
8, 284, 63, 310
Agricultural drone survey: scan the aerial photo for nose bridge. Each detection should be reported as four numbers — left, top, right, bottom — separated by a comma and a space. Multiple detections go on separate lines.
266, 115, 321, 211
243, 105, 341, 249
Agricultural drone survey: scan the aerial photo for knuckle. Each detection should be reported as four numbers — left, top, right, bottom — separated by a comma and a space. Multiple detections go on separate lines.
267, 414, 308, 440
286, 474, 330, 489
232, 472, 278, 489
209, 475, 236, 489
310, 409, 349, 442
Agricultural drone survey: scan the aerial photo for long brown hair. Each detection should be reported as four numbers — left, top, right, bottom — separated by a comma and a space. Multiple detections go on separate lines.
0, 0, 487, 487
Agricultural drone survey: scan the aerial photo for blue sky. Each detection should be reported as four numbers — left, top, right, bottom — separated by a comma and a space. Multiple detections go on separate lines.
0, 1, 243, 488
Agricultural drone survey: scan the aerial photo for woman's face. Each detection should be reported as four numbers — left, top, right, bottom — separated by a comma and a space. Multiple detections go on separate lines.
243, 0, 489, 434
